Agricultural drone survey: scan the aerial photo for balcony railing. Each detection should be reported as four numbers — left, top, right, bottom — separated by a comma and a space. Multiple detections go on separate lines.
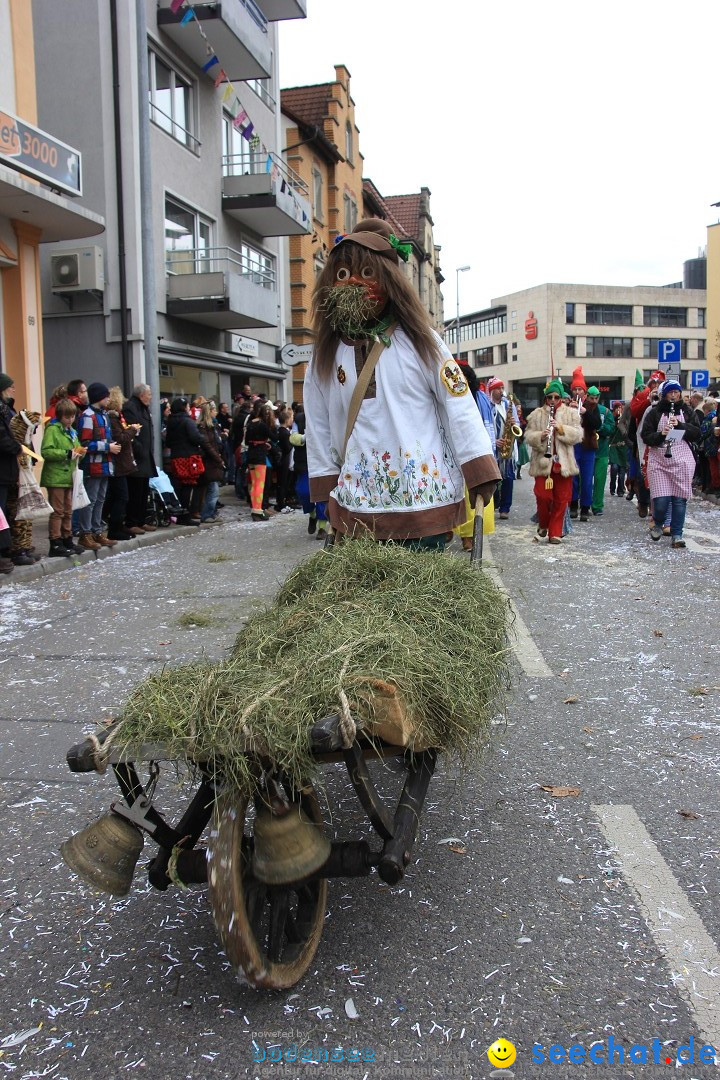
247, 78, 276, 111
239, 0, 269, 32
149, 101, 201, 152
166, 246, 275, 290
222, 151, 308, 197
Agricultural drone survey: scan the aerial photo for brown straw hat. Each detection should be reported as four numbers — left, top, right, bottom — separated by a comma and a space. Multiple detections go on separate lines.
334, 218, 409, 264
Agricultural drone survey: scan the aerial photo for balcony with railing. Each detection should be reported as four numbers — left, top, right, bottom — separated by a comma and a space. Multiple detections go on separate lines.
253, 0, 307, 20
157, 0, 271, 81
166, 246, 277, 329
222, 152, 311, 237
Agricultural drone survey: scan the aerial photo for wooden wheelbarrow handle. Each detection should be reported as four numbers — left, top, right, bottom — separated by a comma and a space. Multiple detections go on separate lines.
471, 493, 484, 568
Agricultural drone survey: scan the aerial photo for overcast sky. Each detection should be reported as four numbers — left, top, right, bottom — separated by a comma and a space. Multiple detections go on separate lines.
279, 0, 720, 321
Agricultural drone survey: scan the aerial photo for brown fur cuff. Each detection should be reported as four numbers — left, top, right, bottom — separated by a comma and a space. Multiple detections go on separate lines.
309, 474, 340, 502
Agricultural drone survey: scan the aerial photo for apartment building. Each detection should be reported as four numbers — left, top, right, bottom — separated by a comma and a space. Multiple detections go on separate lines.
0, 0, 103, 412
445, 276, 707, 410
281, 64, 364, 401
362, 181, 444, 331
33, 0, 309, 407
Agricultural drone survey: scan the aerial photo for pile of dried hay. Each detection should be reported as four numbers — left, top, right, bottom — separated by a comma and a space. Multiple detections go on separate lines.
108, 538, 510, 797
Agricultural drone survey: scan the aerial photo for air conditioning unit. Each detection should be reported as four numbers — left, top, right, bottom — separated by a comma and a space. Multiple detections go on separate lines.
50, 246, 104, 293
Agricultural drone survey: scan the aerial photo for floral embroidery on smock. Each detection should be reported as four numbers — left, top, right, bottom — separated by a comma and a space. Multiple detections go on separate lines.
335, 443, 460, 509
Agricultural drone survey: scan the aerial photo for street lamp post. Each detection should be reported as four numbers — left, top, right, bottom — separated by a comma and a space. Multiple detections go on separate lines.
455, 265, 471, 359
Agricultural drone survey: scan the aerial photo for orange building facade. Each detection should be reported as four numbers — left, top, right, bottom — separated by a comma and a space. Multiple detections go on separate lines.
0, 0, 103, 412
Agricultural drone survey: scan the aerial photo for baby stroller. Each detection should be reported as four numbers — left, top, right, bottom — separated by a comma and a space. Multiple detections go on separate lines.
147, 469, 191, 528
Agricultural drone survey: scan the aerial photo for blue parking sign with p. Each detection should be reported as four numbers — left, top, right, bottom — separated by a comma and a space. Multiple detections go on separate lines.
657, 339, 681, 364
690, 369, 709, 389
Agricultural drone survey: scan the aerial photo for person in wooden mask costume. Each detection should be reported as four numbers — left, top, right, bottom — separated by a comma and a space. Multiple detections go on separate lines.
303, 219, 499, 548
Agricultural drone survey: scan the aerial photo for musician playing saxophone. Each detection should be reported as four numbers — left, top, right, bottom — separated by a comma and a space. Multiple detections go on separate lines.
523, 380, 582, 545
486, 377, 522, 520
641, 379, 701, 550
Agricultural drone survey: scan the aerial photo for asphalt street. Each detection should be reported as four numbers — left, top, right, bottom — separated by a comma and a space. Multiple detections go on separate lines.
0, 480, 719, 1080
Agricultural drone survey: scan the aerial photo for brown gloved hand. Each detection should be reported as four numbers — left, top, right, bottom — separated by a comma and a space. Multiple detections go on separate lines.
470, 480, 498, 508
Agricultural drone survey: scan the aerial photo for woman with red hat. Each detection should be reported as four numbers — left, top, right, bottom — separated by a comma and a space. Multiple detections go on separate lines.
567, 367, 602, 522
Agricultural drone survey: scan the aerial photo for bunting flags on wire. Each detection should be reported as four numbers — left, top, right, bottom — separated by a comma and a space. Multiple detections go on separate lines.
169, 0, 270, 161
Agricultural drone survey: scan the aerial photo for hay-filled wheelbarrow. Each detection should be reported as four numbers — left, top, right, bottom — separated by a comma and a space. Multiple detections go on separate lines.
61, 514, 487, 990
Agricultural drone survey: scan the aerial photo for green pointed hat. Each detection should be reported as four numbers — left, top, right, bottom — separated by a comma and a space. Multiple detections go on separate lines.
634, 368, 644, 390
544, 379, 565, 397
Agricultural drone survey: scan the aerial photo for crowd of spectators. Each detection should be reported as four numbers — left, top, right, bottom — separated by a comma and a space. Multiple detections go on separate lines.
0, 375, 326, 576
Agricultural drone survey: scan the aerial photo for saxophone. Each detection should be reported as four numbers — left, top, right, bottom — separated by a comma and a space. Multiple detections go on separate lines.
499, 404, 523, 459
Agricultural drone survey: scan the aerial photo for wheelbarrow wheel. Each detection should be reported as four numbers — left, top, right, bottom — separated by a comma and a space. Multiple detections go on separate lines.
207, 788, 327, 990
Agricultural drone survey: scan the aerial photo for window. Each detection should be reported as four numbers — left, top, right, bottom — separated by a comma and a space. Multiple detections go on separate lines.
343, 192, 357, 234
222, 112, 262, 175
313, 255, 325, 281
453, 312, 507, 341
566, 302, 575, 324
241, 242, 274, 289
697, 308, 706, 328
585, 304, 632, 325
566, 336, 575, 357
345, 121, 353, 163
475, 346, 493, 367
643, 306, 687, 327
498, 343, 508, 364
246, 78, 275, 111
643, 338, 686, 359
312, 168, 323, 223
585, 337, 632, 358
698, 338, 706, 360
164, 196, 212, 273
149, 50, 195, 149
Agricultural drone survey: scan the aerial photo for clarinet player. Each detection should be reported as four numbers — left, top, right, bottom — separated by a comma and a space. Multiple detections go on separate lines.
524, 380, 582, 545
641, 379, 700, 549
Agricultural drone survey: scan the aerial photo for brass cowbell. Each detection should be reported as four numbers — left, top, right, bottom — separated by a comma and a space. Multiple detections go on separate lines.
252, 804, 330, 885
60, 812, 144, 896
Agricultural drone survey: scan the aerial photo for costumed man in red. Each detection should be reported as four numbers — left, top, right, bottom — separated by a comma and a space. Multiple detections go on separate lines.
567, 366, 602, 522
524, 380, 582, 544
303, 219, 500, 548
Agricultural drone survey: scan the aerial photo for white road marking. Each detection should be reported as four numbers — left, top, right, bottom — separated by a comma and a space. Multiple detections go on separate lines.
483, 539, 553, 678
593, 804, 720, 1050
682, 528, 720, 555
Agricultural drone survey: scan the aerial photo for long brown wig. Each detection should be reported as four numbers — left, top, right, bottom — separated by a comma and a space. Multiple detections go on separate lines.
311, 242, 443, 382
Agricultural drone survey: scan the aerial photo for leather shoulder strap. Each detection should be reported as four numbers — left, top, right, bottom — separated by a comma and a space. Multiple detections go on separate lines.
340, 324, 397, 463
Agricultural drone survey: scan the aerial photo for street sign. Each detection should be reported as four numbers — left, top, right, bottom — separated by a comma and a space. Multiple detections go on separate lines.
690, 369, 709, 389
280, 342, 314, 366
659, 361, 681, 377
657, 339, 681, 364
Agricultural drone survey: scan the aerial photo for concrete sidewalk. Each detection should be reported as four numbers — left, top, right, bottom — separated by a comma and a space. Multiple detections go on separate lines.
1, 484, 241, 587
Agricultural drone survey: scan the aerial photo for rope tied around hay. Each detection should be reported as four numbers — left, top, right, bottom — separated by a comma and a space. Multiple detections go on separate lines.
337, 658, 357, 748
87, 733, 107, 774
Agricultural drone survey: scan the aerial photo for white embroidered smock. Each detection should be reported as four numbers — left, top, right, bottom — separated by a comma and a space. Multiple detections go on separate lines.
304, 328, 499, 540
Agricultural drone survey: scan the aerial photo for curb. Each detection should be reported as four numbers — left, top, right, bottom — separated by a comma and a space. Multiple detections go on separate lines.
0, 523, 221, 588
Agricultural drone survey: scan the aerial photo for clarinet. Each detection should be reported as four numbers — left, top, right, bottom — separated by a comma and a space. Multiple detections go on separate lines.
544, 404, 555, 458
664, 402, 676, 458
